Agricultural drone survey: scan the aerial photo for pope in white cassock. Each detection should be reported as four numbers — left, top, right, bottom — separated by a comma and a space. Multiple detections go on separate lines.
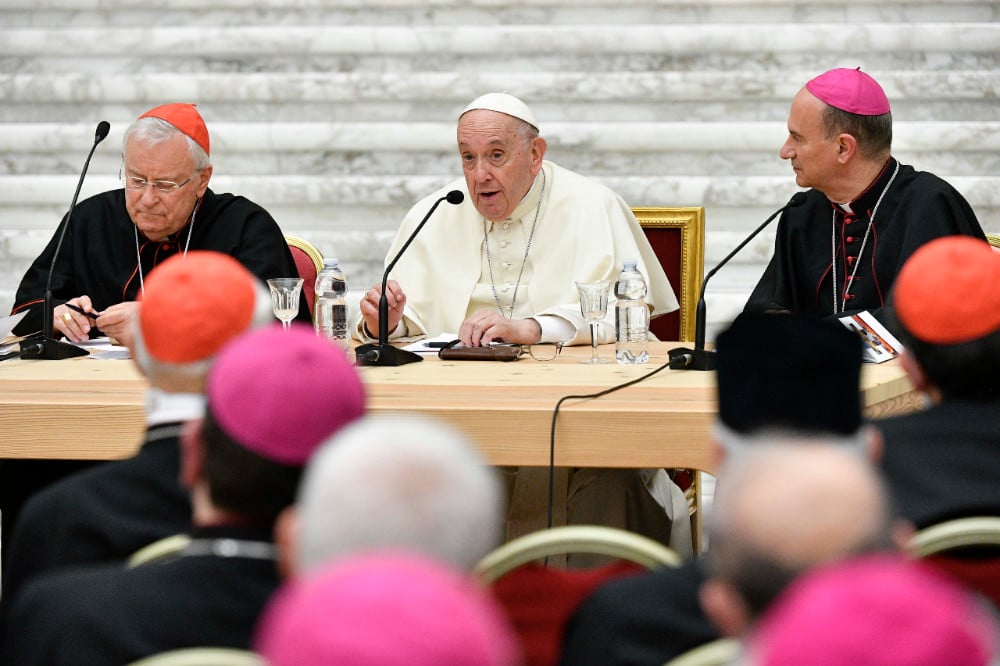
355, 93, 691, 557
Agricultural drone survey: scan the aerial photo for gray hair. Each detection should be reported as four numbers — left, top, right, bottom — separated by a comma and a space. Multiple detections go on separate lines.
123, 116, 211, 171
296, 413, 505, 573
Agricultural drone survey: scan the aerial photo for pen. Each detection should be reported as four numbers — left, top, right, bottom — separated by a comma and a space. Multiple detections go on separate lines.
424, 341, 453, 349
65, 303, 99, 320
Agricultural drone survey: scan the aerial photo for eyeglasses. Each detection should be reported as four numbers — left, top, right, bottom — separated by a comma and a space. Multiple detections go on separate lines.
120, 165, 195, 194
518, 342, 563, 361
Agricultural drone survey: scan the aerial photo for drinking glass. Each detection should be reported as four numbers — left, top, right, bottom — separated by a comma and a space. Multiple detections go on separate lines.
267, 278, 303, 331
575, 280, 611, 364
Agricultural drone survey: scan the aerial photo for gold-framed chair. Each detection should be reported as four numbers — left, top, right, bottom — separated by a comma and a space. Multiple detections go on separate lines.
632, 207, 705, 344
475, 525, 682, 583
127, 647, 263, 666
476, 525, 681, 666
126, 533, 192, 568
907, 516, 1000, 608
663, 638, 741, 666
908, 516, 1000, 557
284, 235, 324, 316
633, 209, 707, 552
986, 233, 1000, 252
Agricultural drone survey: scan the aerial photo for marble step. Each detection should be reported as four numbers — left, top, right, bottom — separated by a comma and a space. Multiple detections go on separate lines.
4, 24, 997, 60
4, 0, 996, 25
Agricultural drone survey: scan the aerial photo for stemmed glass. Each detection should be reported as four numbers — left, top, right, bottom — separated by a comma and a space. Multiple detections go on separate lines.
575, 280, 612, 364
267, 278, 303, 331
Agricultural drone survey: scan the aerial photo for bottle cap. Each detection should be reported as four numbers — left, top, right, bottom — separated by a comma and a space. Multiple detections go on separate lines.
324, 257, 339, 267
623, 258, 637, 270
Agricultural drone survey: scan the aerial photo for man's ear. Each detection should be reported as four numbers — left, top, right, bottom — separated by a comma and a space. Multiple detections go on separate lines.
836, 133, 858, 163
900, 349, 928, 391
274, 505, 300, 580
861, 424, 884, 463
179, 417, 205, 489
699, 578, 753, 637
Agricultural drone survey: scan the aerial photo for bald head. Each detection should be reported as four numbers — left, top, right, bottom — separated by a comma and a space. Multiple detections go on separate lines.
706, 444, 893, 620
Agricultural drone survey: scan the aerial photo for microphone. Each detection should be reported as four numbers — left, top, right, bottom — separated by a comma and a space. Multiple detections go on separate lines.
20, 121, 111, 360
355, 189, 465, 366
668, 191, 808, 371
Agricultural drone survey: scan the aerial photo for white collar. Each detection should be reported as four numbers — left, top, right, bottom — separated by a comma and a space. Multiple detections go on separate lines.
145, 388, 205, 427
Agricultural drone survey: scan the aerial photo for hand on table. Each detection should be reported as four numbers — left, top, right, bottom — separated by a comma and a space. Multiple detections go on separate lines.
459, 310, 541, 347
54, 296, 98, 343
360, 280, 406, 338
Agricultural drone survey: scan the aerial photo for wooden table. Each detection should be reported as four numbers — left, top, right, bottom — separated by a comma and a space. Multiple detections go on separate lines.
0, 341, 920, 472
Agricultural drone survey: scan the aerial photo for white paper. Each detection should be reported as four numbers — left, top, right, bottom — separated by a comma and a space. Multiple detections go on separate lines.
402, 333, 460, 354
839, 311, 904, 364
1, 311, 28, 339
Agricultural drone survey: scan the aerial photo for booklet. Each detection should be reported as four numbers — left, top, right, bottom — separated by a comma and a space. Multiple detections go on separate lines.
838, 311, 904, 364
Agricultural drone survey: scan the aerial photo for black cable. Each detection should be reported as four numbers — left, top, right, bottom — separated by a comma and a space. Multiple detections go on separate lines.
546, 357, 673, 529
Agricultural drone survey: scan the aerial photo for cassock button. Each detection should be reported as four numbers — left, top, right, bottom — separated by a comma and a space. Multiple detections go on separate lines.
161, 244, 172, 251
846, 236, 854, 243
502, 285, 511, 293
502, 262, 511, 269
847, 256, 855, 264
501, 240, 510, 248
502, 222, 510, 230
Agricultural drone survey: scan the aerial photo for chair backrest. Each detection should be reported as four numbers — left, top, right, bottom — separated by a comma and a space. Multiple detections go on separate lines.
127, 533, 192, 568
632, 207, 705, 342
284, 235, 324, 316
663, 638, 741, 666
908, 516, 1000, 608
476, 526, 681, 666
127, 647, 264, 666
987, 233, 1000, 253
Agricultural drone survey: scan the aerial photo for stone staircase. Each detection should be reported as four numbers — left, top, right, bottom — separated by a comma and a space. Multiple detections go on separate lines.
2, 0, 998, 341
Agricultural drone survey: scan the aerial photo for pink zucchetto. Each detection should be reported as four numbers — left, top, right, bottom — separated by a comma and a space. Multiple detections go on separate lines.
746, 555, 999, 666
460, 92, 539, 131
805, 67, 890, 116
205, 325, 365, 467
255, 552, 523, 666
137, 251, 258, 364
894, 236, 1000, 345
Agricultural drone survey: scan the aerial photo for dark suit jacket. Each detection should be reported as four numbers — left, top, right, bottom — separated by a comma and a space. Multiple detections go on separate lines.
876, 399, 1000, 528
559, 559, 718, 666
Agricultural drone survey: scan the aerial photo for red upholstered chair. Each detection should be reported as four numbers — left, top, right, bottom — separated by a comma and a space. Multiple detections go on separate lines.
475, 526, 681, 666
632, 207, 706, 549
284, 235, 324, 318
632, 207, 705, 343
908, 516, 1000, 609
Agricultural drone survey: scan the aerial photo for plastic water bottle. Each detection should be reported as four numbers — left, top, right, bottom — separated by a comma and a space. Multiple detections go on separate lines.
314, 257, 348, 348
614, 259, 649, 364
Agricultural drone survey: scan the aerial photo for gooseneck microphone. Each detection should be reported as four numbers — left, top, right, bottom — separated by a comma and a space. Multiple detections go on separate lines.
355, 189, 465, 367
20, 120, 111, 360
668, 191, 808, 371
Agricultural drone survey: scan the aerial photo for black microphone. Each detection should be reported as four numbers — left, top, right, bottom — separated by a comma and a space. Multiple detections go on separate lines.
355, 189, 465, 367
20, 121, 111, 360
668, 191, 808, 371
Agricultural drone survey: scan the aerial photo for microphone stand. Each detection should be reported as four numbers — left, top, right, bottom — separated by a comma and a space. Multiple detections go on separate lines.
19, 121, 111, 361
669, 192, 808, 370
355, 189, 465, 367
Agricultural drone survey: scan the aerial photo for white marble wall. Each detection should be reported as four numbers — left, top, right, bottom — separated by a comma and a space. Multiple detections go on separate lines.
2, 0, 998, 341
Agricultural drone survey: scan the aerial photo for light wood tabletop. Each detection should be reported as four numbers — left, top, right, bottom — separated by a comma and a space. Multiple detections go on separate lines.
0, 341, 919, 471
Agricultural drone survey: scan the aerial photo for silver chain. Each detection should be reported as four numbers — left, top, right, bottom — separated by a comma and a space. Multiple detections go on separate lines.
484, 169, 546, 319
831, 160, 899, 313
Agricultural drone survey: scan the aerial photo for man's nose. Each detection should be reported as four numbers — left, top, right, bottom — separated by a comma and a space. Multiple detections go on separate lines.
779, 139, 794, 160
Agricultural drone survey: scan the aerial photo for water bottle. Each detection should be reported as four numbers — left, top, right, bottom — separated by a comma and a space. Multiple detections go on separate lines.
314, 257, 348, 348
614, 259, 649, 364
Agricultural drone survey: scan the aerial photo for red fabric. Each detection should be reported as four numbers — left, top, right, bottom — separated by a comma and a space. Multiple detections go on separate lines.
923, 554, 1000, 609
640, 226, 682, 342
488, 561, 642, 666
289, 246, 318, 316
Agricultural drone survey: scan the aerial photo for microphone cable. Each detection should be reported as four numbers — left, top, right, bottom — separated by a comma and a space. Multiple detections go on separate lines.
545, 356, 673, 530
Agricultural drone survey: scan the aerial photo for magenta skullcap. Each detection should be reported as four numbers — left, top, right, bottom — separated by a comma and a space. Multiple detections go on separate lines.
747, 555, 999, 666
255, 552, 522, 666
206, 325, 365, 466
805, 67, 890, 116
